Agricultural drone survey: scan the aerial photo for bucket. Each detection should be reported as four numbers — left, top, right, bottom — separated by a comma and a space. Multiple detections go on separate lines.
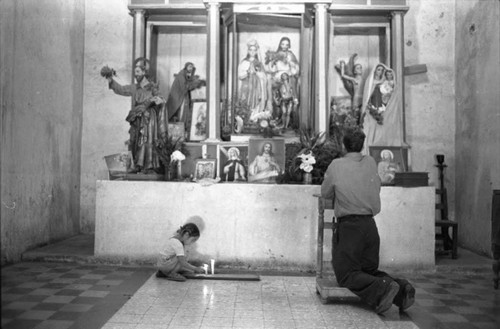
104, 152, 132, 180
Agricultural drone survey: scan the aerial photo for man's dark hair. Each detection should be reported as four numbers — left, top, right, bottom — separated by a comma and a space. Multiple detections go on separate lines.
343, 128, 366, 153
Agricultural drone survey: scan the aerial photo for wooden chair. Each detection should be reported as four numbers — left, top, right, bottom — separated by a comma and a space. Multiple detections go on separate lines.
435, 188, 458, 259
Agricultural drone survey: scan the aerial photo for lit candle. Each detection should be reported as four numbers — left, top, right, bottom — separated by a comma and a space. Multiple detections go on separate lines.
203, 264, 208, 275
210, 259, 215, 275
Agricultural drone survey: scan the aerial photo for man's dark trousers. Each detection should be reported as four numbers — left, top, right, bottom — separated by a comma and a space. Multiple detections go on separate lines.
332, 215, 408, 308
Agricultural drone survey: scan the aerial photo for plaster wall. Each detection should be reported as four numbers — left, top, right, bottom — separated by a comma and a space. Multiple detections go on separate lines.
80, 1, 460, 234
403, 0, 456, 218
455, 0, 500, 256
95, 182, 435, 270
0, 0, 84, 263
80, 0, 133, 233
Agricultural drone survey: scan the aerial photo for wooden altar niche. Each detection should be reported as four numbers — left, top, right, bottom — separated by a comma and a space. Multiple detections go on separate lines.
327, 0, 410, 168
222, 2, 316, 138
127, 0, 410, 176
128, 0, 334, 143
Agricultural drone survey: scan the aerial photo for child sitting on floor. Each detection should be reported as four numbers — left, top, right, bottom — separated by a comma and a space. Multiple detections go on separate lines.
156, 223, 205, 281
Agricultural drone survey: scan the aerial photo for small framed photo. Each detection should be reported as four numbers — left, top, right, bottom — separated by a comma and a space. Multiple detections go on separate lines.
189, 101, 207, 141
194, 158, 217, 181
247, 138, 285, 184
369, 146, 408, 185
219, 144, 248, 182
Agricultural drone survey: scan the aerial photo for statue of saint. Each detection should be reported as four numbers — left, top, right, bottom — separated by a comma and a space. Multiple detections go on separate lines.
361, 63, 402, 153
266, 37, 300, 128
238, 40, 270, 123
103, 58, 168, 174
334, 53, 364, 124
166, 62, 206, 131
277, 73, 298, 129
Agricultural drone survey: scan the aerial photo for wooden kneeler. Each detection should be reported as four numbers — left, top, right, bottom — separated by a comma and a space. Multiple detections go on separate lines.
315, 195, 361, 304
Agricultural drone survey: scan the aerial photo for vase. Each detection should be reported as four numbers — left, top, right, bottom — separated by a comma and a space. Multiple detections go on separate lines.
303, 172, 312, 185
176, 162, 182, 180
164, 169, 172, 181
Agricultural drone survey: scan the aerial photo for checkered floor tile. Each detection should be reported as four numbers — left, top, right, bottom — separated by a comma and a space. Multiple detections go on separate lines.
1, 262, 152, 329
2, 262, 500, 329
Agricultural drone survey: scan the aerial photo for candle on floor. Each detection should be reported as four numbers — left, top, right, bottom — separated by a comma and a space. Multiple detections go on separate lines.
210, 259, 215, 275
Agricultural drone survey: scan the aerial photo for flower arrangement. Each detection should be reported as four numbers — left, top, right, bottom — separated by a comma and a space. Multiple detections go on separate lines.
367, 104, 385, 125
279, 128, 343, 185
100, 65, 116, 79
154, 135, 189, 180
297, 151, 316, 173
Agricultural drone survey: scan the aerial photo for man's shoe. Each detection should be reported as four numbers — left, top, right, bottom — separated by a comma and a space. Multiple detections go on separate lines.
155, 270, 167, 278
399, 283, 415, 312
375, 281, 399, 314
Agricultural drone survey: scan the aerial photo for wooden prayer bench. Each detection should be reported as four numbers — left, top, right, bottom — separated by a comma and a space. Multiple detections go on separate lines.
314, 195, 360, 304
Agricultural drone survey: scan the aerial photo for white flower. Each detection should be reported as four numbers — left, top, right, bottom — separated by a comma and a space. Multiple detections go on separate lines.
300, 163, 314, 173
297, 151, 316, 173
171, 150, 185, 163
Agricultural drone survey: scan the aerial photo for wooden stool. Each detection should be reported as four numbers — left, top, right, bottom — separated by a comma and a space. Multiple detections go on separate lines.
435, 188, 459, 259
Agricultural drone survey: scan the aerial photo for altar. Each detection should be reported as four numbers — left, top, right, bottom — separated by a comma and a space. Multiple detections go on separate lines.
95, 181, 435, 270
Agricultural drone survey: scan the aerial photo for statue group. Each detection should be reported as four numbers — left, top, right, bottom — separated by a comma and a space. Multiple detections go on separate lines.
236, 37, 300, 132
334, 53, 399, 152
101, 49, 398, 174
102, 58, 205, 174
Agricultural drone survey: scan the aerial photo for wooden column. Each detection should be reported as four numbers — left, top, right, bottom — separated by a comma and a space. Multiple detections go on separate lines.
205, 1, 221, 141
314, 3, 329, 135
391, 11, 406, 143
132, 9, 146, 63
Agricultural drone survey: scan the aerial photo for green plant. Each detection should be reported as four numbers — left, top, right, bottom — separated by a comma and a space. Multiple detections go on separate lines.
280, 128, 343, 184
154, 135, 189, 173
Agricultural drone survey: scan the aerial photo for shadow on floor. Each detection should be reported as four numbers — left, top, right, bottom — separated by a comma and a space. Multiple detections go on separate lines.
22, 234, 494, 274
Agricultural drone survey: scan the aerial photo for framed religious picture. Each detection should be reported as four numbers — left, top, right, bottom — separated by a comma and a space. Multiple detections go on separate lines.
168, 122, 185, 141
247, 138, 285, 184
193, 158, 216, 181
189, 101, 207, 141
218, 144, 248, 182
369, 146, 408, 185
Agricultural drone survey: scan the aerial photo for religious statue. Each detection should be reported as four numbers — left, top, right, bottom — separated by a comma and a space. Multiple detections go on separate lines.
266, 36, 300, 128
363, 64, 396, 125
166, 62, 206, 132
334, 53, 364, 125
361, 63, 402, 154
238, 39, 270, 123
102, 58, 168, 174
277, 72, 298, 129
222, 147, 247, 182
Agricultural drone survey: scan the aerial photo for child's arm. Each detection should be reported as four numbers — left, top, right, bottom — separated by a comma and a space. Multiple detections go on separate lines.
177, 256, 204, 273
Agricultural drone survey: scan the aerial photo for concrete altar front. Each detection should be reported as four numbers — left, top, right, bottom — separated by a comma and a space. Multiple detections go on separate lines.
95, 181, 435, 270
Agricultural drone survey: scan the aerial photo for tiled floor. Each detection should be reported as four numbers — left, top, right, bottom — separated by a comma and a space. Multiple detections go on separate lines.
1, 262, 151, 329
2, 235, 499, 329
100, 270, 499, 329
3, 263, 499, 329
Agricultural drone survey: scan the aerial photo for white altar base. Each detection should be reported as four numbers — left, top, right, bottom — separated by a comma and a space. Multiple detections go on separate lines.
95, 181, 435, 270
